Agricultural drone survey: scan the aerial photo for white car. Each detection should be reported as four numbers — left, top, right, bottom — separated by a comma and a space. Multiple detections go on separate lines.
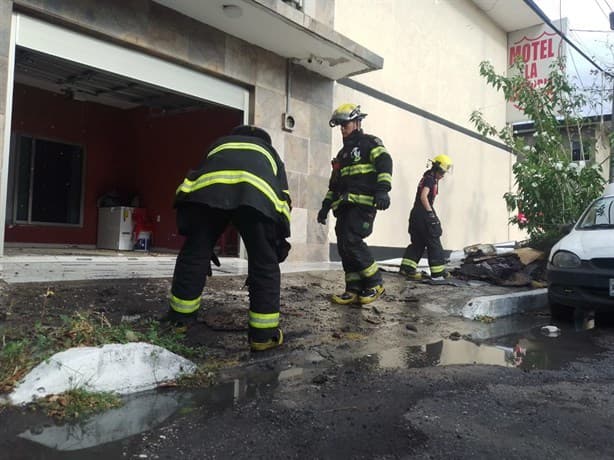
547, 182, 614, 318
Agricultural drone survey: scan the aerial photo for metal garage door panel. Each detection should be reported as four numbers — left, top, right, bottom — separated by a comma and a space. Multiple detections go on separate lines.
14, 13, 249, 112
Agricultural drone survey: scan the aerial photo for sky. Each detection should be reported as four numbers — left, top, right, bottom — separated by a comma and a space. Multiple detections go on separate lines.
534, 0, 614, 115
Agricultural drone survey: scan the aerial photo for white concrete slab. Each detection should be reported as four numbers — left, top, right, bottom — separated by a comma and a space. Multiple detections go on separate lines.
8, 342, 197, 405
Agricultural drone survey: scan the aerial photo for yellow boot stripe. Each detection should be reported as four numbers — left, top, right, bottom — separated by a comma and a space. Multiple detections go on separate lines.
360, 262, 379, 278
249, 311, 280, 329
170, 295, 201, 314
401, 259, 418, 269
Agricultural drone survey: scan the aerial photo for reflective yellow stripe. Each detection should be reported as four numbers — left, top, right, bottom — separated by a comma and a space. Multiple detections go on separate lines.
340, 164, 376, 176
370, 146, 388, 162
177, 170, 290, 221
360, 262, 379, 278
248, 311, 280, 329
345, 272, 361, 282
331, 193, 374, 210
325, 191, 334, 201
169, 294, 201, 314
377, 173, 392, 184
430, 264, 446, 274
401, 259, 418, 269
208, 142, 278, 175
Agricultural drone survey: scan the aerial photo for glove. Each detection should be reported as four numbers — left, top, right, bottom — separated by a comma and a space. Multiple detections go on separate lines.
317, 206, 330, 225
206, 253, 221, 277
374, 191, 390, 210
276, 239, 291, 263
427, 211, 442, 237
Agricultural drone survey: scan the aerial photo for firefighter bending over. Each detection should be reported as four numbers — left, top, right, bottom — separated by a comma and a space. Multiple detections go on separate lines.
164, 125, 291, 352
317, 103, 393, 305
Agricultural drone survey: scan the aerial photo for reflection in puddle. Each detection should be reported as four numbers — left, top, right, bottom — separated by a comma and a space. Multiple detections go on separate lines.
13, 367, 294, 455
372, 325, 605, 372
376, 340, 524, 369
18, 391, 186, 451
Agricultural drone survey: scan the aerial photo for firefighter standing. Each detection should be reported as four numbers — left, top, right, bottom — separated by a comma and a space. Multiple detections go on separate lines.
165, 125, 291, 352
399, 154, 453, 280
317, 104, 393, 304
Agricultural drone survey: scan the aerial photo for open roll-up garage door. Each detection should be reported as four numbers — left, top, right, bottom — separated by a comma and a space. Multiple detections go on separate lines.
1, 13, 250, 256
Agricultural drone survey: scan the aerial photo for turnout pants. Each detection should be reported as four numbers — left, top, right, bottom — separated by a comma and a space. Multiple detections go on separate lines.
170, 203, 281, 341
334, 204, 382, 293
401, 208, 446, 276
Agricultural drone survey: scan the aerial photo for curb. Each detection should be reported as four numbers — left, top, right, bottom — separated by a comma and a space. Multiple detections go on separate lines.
461, 288, 548, 320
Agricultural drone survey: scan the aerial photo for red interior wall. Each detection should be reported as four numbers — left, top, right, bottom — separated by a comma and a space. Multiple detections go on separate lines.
6, 83, 242, 250
7, 84, 134, 245
127, 107, 242, 250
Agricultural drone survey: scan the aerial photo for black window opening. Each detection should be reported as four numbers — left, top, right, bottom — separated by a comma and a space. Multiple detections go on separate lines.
571, 140, 590, 162
13, 135, 84, 225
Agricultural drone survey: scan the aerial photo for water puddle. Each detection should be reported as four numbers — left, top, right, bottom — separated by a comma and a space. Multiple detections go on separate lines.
369, 322, 606, 371
0, 363, 302, 458
1, 320, 607, 456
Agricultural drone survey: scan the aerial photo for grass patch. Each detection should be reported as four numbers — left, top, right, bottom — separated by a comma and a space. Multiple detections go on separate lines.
36, 388, 122, 420
0, 339, 35, 394
473, 315, 496, 323
0, 311, 205, 394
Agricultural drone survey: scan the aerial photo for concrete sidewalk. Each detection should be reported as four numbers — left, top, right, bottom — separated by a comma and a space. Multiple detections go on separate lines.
1, 243, 547, 321
0, 253, 342, 284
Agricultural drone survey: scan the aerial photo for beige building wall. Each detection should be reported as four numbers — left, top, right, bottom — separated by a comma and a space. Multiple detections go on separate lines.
330, 0, 525, 251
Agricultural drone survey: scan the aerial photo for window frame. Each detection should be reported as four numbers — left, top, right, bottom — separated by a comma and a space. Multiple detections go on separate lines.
10, 132, 86, 227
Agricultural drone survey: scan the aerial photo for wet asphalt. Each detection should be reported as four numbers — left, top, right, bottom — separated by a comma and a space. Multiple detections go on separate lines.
2, 308, 614, 459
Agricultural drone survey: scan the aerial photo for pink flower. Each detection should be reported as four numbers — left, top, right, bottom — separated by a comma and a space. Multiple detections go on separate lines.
517, 212, 528, 224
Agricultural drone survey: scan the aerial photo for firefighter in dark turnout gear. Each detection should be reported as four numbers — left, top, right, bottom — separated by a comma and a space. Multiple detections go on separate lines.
166, 125, 291, 352
400, 154, 453, 281
317, 103, 393, 305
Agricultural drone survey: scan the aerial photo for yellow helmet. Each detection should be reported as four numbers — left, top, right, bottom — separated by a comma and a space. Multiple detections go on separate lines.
329, 103, 367, 127
431, 154, 453, 173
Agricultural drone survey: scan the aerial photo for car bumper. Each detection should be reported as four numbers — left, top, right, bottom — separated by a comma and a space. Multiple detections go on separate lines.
547, 265, 614, 311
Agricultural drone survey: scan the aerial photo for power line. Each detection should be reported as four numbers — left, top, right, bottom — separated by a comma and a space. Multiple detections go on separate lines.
570, 28, 613, 32
523, 0, 614, 77
594, 0, 610, 20
601, 0, 613, 13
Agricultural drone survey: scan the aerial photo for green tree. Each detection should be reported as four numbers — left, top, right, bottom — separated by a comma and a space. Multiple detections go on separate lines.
470, 59, 606, 249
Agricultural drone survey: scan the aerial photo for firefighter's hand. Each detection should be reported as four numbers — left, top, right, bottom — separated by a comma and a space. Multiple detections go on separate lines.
317, 207, 330, 225
427, 211, 440, 225
374, 191, 390, 210
207, 253, 221, 277
427, 211, 442, 237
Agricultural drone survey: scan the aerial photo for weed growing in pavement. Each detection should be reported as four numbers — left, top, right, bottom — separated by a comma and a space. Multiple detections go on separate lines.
0, 339, 34, 394
36, 388, 122, 420
176, 359, 241, 387
142, 320, 206, 359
